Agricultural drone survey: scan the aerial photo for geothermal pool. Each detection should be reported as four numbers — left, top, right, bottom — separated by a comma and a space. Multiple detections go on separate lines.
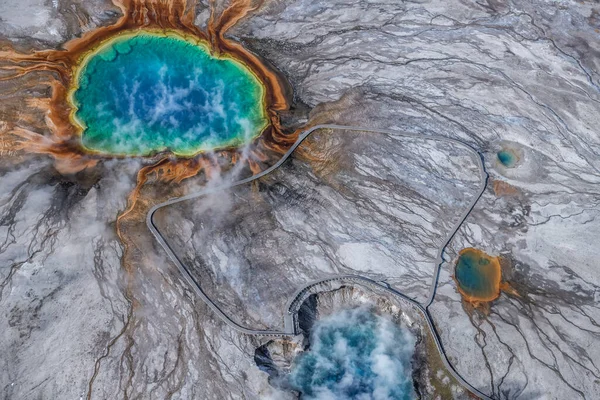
454, 248, 502, 303
497, 149, 518, 167
70, 30, 268, 156
289, 308, 415, 399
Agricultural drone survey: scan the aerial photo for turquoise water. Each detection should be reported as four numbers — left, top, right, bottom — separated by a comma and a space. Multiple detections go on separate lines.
455, 252, 490, 294
497, 150, 517, 167
289, 308, 416, 399
454, 249, 499, 300
72, 31, 267, 156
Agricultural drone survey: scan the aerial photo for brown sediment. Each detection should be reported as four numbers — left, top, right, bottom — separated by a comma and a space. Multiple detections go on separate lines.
492, 180, 520, 197
293, 128, 359, 194
116, 154, 220, 241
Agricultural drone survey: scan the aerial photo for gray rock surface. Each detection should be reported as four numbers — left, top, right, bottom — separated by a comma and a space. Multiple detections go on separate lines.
1, 0, 600, 399
154, 128, 481, 330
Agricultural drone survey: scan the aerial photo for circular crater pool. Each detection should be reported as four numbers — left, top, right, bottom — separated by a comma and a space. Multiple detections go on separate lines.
70, 30, 268, 157
454, 248, 502, 303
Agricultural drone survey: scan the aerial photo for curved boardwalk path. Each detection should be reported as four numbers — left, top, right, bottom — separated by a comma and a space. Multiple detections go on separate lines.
147, 124, 491, 399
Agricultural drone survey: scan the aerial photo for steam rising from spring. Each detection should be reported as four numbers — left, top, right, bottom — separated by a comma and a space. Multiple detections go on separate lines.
289, 307, 416, 400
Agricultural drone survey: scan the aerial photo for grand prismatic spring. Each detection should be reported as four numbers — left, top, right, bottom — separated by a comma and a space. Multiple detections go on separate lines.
71, 31, 268, 157
0, 0, 296, 239
0, 0, 293, 180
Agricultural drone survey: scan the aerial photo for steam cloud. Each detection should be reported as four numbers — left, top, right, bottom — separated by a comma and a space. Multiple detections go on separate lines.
289, 307, 416, 400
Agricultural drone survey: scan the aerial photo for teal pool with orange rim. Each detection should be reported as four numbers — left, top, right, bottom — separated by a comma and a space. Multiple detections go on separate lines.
69, 30, 269, 157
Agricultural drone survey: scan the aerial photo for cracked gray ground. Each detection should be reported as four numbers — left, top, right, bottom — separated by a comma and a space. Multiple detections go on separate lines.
1, 0, 600, 399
